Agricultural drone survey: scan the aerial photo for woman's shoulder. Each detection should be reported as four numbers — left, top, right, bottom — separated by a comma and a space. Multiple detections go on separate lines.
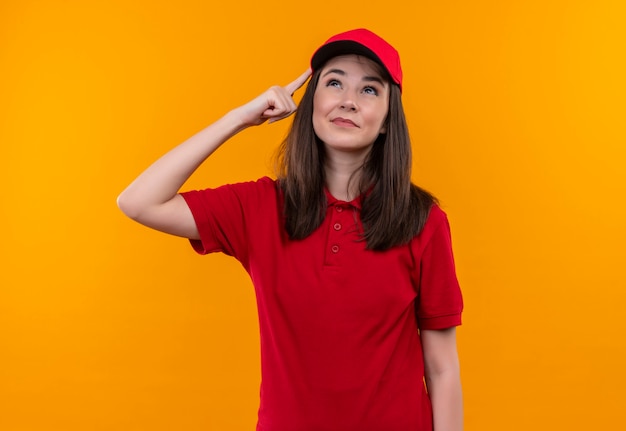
227, 175, 276, 186
407, 201, 447, 241
423, 203, 454, 236
406, 203, 454, 257
218, 176, 278, 193
187, 176, 280, 207
427, 203, 448, 224
256, 176, 277, 185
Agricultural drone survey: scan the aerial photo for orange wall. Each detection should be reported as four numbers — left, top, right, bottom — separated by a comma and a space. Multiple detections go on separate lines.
1, 1, 625, 429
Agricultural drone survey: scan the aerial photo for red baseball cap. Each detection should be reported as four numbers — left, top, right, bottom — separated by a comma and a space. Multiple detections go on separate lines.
310, 28, 403, 91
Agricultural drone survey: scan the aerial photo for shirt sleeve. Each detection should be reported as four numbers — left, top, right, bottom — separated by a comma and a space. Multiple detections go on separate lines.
179, 177, 276, 266
413, 206, 464, 330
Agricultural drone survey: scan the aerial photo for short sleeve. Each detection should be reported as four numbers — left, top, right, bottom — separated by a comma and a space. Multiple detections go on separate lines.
413, 206, 464, 330
180, 177, 277, 265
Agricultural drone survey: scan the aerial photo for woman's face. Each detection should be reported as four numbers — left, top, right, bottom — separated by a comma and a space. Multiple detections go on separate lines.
312, 54, 390, 157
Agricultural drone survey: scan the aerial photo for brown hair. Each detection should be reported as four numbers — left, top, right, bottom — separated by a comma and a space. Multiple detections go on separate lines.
276, 67, 437, 251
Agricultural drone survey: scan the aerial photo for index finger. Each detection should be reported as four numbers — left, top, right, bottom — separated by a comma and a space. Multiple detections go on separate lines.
284, 68, 312, 95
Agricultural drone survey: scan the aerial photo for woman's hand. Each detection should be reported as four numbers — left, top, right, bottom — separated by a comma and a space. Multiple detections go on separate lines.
234, 69, 312, 126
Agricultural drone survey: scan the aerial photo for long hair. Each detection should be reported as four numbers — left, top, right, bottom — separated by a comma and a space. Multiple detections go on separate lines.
276, 66, 437, 251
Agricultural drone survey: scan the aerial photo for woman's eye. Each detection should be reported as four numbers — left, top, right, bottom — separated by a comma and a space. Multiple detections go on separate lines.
326, 79, 341, 88
363, 86, 378, 96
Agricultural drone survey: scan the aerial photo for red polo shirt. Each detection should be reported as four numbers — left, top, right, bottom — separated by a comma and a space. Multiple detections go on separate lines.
181, 176, 463, 431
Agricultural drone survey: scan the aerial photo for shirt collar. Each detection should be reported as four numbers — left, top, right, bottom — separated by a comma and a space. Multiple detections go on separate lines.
324, 187, 364, 210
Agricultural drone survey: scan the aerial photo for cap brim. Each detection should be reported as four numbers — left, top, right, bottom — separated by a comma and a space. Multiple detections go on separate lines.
311, 40, 385, 74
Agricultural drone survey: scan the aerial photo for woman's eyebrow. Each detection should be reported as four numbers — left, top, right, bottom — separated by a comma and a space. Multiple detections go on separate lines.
322, 68, 346, 77
322, 69, 385, 86
363, 76, 384, 86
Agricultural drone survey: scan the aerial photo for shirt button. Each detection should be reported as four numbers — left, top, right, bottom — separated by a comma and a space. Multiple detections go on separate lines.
336, 206, 343, 213
331, 245, 339, 253
333, 223, 342, 231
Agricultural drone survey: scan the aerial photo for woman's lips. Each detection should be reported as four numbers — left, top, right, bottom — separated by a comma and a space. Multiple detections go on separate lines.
331, 118, 358, 127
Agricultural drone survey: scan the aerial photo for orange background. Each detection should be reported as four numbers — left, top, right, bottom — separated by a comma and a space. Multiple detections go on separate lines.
1, 1, 625, 430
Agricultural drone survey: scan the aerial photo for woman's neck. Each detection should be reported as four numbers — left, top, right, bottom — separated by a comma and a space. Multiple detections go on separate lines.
323, 149, 369, 201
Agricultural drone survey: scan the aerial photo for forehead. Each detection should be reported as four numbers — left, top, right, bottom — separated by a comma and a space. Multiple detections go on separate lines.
320, 54, 387, 80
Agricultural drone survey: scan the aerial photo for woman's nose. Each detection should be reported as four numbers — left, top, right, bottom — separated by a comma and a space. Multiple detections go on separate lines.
340, 98, 357, 111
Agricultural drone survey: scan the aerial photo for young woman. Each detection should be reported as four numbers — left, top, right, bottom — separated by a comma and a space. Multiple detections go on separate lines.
118, 28, 464, 431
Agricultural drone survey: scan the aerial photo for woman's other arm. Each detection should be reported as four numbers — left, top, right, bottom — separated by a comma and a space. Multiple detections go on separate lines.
422, 327, 463, 431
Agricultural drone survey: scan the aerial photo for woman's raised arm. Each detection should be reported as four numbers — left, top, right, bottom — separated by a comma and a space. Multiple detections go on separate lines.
116, 69, 311, 239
